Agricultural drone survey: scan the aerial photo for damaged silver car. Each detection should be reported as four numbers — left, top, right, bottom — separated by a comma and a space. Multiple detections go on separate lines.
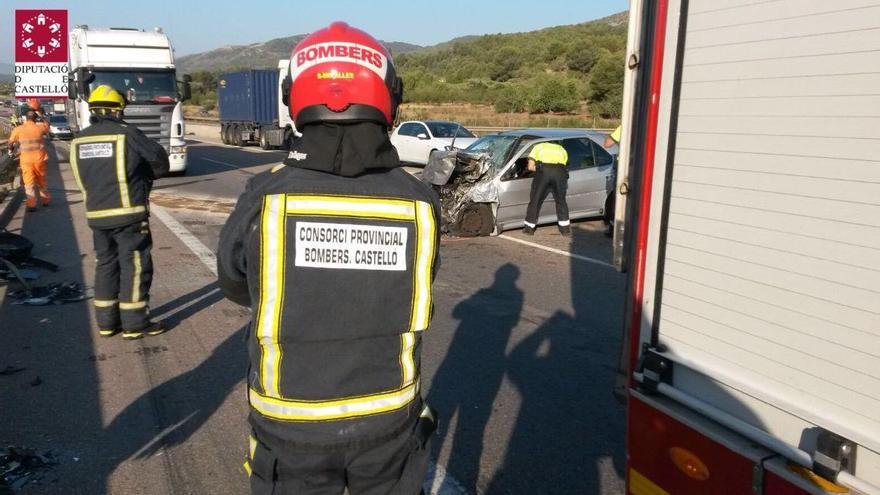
421, 129, 617, 236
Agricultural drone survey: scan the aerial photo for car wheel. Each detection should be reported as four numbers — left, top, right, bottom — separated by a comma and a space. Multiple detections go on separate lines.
454, 203, 494, 237
260, 132, 271, 150
604, 193, 615, 226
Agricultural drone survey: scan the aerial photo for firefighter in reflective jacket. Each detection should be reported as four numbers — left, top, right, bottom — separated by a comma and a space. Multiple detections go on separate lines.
522, 141, 571, 236
218, 22, 440, 494
8, 107, 51, 211
70, 85, 170, 339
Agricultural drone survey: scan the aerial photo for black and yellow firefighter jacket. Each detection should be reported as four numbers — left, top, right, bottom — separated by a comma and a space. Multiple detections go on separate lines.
70, 115, 170, 229
218, 122, 440, 447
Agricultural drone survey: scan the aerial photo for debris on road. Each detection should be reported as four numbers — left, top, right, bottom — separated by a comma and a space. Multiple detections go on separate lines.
0, 231, 59, 289
0, 446, 56, 493
0, 366, 26, 376
421, 150, 497, 236
8, 282, 86, 306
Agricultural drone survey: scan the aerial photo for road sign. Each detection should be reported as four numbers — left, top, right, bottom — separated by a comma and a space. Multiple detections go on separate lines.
14, 9, 69, 98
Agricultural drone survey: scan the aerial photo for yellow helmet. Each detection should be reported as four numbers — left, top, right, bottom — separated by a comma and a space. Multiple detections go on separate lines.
88, 85, 126, 111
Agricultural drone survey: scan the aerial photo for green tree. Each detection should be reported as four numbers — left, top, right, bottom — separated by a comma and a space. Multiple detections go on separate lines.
528, 74, 580, 113
588, 51, 625, 117
489, 47, 522, 82
567, 39, 598, 74
494, 85, 528, 113
589, 51, 623, 100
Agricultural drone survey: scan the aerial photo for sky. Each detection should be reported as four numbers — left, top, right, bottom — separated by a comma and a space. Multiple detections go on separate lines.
1, 0, 628, 65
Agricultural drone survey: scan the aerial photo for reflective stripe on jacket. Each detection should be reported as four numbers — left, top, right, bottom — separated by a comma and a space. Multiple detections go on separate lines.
218, 143, 441, 447
9, 121, 49, 161
70, 116, 170, 229
528, 142, 569, 166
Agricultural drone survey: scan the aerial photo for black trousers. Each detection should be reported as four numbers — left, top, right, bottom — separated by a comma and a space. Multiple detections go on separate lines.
525, 165, 569, 226
248, 421, 432, 495
92, 220, 153, 331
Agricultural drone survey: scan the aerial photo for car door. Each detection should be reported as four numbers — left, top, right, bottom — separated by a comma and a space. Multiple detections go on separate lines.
590, 140, 616, 213
495, 141, 560, 227
411, 123, 435, 164
559, 137, 596, 218
392, 123, 420, 163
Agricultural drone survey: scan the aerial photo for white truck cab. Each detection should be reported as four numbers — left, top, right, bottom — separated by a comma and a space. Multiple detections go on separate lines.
67, 26, 191, 173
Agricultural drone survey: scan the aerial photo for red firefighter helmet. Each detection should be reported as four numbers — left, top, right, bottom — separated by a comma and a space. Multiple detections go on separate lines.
283, 22, 403, 128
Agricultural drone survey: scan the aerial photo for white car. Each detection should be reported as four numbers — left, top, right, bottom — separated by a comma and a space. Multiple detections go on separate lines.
390, 120, 478, 165
47, 114, 73, 140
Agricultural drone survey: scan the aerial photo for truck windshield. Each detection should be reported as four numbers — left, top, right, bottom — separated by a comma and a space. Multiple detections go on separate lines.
87, 70, 178, 104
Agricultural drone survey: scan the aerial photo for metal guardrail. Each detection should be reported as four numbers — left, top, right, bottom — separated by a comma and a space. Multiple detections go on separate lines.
184, 116, 615, 135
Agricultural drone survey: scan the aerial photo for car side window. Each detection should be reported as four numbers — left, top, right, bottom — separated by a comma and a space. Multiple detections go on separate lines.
501, 144, 537, 181
561, 138, 595, 171
398, 123, 419, 137
416, 124, 430, 138
591, 141, 614, 167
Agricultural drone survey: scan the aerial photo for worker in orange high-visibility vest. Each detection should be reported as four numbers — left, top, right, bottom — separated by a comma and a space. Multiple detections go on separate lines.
8, 108, 51, 211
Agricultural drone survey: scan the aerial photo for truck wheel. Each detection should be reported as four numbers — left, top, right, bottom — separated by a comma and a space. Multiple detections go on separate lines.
260, 132, 271, 150
232, 125, 243, 147
220, 125, 229, 144
454, 203, 494, 237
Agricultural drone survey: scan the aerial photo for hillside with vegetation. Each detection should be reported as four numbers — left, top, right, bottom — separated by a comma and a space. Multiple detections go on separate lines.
183, 11, 627, 122
397, 12, 627, 117
177, 36, 422, 73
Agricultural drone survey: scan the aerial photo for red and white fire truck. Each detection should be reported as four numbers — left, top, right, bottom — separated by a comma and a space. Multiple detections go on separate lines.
614, 0, 880, 493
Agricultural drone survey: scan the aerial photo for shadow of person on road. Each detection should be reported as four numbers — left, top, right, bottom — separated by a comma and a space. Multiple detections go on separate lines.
149, 283, 226, 333
92, 324, 248, 493
488, 225, 627, 493
428, 263, 523, 493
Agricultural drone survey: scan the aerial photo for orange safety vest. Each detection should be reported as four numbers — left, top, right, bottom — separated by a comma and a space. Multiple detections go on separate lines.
9, 121, 49, 162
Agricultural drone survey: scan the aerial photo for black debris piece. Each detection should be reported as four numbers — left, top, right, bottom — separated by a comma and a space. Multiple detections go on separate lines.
0, 367, 25, 377
0, 446, 56, 493
8, 282, 86, 306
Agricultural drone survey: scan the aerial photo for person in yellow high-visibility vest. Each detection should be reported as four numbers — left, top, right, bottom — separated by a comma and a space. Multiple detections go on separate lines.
523, 141, 571, 236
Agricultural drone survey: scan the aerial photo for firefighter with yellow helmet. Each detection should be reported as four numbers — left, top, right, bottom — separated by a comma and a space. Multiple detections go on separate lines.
69, 85, 170, 339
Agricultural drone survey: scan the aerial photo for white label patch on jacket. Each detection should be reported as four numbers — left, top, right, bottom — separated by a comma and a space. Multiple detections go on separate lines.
294, 221, 407, 271
78, 142, 114, 159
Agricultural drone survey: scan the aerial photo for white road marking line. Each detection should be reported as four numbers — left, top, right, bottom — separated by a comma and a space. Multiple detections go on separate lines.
151, 287, 223, 322
152, 196, 468, 495
200, 157, 247, 170
424, 461, 468, 495
188, 137, 275, 154
150, 204, 217, 276
498, 234, 615, 269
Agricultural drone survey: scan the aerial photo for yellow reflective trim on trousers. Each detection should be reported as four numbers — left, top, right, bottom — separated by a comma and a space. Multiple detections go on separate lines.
243, 460, 252, 477
285, 195, 416, 220
249, 381, 419, 421
93, 299, 118, 307
400, 332, 416, 386
85, 205, 147, 219
256, 194, 285, 398
132, 250, 142, 303
248, 436, 257, 460
409, 201, 435, 332
119, 300, 147, 310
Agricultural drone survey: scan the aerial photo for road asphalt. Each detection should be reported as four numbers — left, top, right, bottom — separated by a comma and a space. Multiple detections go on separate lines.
0, 130, 627, 494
